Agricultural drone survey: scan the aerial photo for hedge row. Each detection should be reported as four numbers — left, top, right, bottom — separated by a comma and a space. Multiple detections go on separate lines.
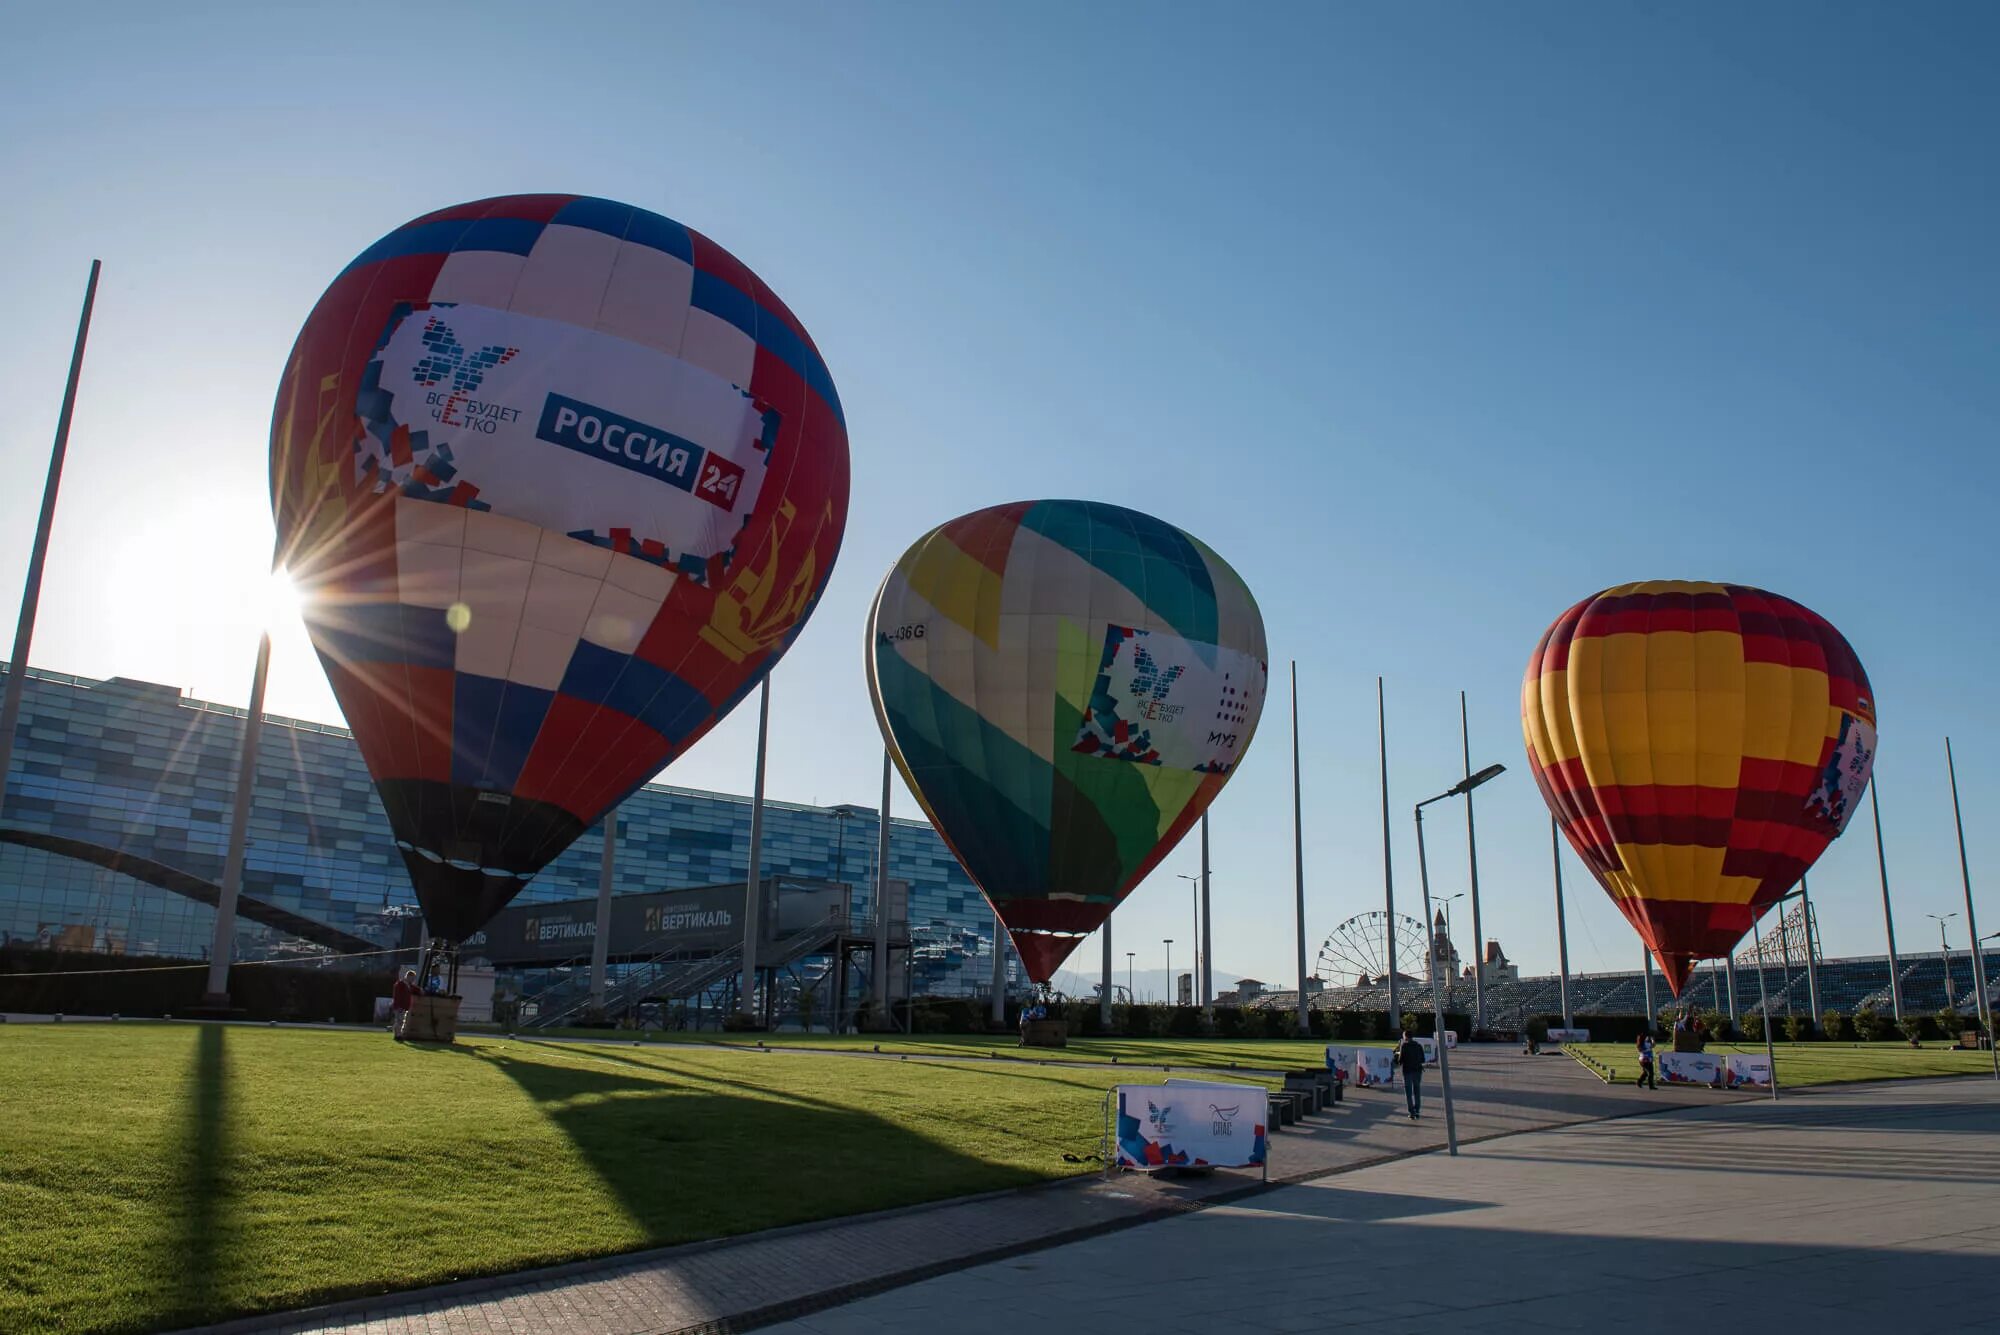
905, 997, 1474, 1041
0, 947, 394, 1024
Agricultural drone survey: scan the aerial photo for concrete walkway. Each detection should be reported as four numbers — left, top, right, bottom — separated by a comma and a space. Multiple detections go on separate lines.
771, 1076, 2000, 1334
208, 1046, 1756, 1335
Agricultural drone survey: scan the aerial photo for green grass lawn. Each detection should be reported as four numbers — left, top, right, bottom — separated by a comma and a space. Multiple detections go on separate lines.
1568, 1040, 1998, 1088
508, 1029, 1342, 1072
2, 1024, 1253, 1335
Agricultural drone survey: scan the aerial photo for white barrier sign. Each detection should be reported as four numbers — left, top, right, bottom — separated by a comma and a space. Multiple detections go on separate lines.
1546, 1028, 1591, 1044
1415, 1037, 1440, 1066
1353, 1047, 1396, 1087
1659, 1052, 1723, 1087
1115, 1082, 1267, 1170
1726, 1054, 1774, 1089
1442, 1029, 1459, 1049
1324, 1046, 1354, 1082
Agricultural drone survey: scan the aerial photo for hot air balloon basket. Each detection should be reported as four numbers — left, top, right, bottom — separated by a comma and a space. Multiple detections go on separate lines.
1020, 1020, 1069, 1048
402, 995, 462, 1044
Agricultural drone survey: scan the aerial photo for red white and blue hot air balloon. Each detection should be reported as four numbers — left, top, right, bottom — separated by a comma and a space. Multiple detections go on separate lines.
270, 194, 848, 944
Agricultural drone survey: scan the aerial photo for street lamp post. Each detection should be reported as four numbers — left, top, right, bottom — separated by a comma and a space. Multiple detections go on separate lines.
1945, 738, 1999, 1080
1750, 914, 1780, 1102
1412, 760, 1505, 1158
1178, 873, 1200, 1008
1164, 939, 1174, 1006
1928, 913, 1959, 1012
1126, 952, 1135, 1004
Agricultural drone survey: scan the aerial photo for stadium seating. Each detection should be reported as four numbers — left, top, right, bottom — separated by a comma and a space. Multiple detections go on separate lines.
1259, 949, 2000, 1025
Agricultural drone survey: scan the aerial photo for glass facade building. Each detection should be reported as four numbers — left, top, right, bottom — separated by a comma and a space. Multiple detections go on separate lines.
0, 663, 1013, 995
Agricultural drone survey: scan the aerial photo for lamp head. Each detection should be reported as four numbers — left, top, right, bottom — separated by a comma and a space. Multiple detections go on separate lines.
1450, 763, 1507, 796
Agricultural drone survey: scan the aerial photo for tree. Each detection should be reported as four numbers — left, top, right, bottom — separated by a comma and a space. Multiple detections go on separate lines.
795, 981, 817, 1033
1741, 1011, 1766, 1042
1852, 1005, 1884, 1042
1783, 1013, 1811, 1043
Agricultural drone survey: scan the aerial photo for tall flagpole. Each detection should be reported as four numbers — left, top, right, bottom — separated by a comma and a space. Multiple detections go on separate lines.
872, 751, 894, 1024
1460, 692, 1486, 1035
1551, 817, 1572, 1029
0, 260, 101, 814
203, 630, 271, 1005
590, 811, 617, 1011
1379, 677, 1397, 1025
1199, 812, 1213, 1023
1101, 912, 1114, 1027
1291, 661, 1308, 1033
1871, 780, 1903, 1021
1945, 737, 2000, 1080
736, 676, 770, 1019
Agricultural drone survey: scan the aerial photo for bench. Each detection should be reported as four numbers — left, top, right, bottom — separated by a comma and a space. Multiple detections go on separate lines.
1283, 1072, 1327, 1113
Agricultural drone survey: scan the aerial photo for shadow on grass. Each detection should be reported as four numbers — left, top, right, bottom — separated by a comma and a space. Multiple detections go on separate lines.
470, 1044, 1058, 1245
154, 1023, 229, 1327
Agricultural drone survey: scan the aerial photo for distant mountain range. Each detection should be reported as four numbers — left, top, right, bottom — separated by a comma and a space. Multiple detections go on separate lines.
1045, 963, 1266, 1006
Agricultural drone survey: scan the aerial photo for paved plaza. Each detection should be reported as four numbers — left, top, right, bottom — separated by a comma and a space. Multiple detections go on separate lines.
775, 1076, 2000, 1335
200, 1043, 1801, 1335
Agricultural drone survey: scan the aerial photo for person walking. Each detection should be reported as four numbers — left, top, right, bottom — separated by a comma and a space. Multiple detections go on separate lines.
1635, 1028, 1657, 1089
391, 969, 420, 1042
1399, 1030, 1427, 1119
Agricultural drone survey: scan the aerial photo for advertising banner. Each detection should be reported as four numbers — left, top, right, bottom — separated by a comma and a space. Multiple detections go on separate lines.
1115, 1081, 1267, 1170
1353, 1047, 1396, 1087
1725, 1054, 1774, 1088
1324, 1046, 1354, 1082
1546, 1028, 1591, 1044
1442, 1029, 1458, 1049
1415, 1037, 1440, 1066
1659, 1052, 1723, 1087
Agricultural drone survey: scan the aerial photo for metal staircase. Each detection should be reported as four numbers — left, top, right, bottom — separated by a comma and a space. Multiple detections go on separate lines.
522, 911, 853, 1030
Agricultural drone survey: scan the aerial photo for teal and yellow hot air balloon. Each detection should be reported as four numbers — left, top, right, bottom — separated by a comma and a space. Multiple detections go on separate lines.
867, 500, 1267, 982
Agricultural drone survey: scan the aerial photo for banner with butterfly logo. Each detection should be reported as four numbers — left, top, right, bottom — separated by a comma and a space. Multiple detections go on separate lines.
1113, 1079, 1268, 1171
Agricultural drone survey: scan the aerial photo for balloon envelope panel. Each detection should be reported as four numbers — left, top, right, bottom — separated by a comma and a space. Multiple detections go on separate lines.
1521, 581, 1875, 993
868, 500, 1267, 982
271, 195, 848, 941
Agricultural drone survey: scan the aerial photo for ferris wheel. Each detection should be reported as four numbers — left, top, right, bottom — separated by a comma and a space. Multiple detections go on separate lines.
1316, 911, 1431, 987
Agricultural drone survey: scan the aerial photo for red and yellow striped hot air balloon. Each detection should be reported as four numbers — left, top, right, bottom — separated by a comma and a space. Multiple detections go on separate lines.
1521, 582, 1876, 994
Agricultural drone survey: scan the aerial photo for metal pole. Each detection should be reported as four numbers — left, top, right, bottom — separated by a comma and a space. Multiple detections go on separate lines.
1945, 738, 2000, 1079
1726, 954, 1739, 1030
1164, 939, 1173, 1004
1291, 662, 1308, 1033
1640, 947, 1656, 1031
1100, 912, 1113, 1028
989, 910, 1006, 1023
0, 260, 101, 815
1871, 780, 1903, 1021
1751, 915, 1779, 1101
736, 677, 770, 1019
1800, 875, 1822, 1030
203, 630, 271, 1003
1378, 677, 1398, 1025
1127, 951, 1133, 1004
1415, 804, 1458, 1155
1460, 692, 1486, 1035
1780, 895, 1797, 1018
1199, 813, 1213, 1023
1176, 879, 1192, 1007
873, 751, 892, 1021
1937, 918, 1957, 1011
1551, 816, 1572, 1029
590, 812, 616, 1011
1642, 948, 1655, 1035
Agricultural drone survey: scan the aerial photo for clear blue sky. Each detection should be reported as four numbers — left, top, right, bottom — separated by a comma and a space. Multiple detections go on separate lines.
2, 2, 1995, 993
